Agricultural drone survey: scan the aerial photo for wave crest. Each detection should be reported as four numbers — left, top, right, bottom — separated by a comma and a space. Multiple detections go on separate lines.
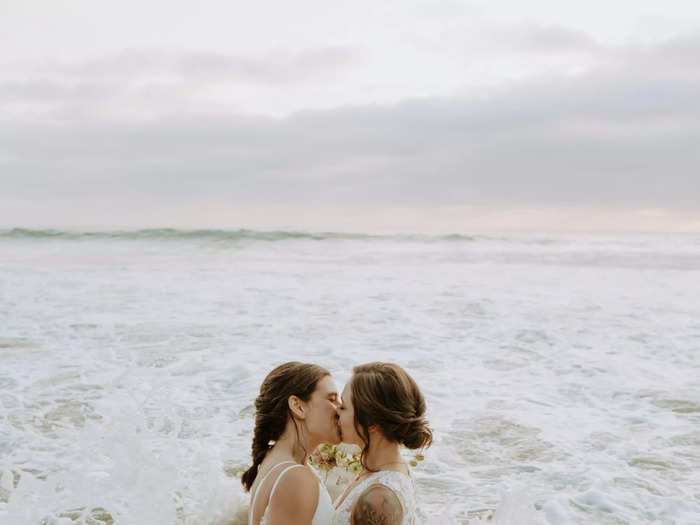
0, 228, 479, 243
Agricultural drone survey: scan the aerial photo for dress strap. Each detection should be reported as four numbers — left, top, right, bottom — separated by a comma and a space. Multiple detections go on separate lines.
249, 461, 297, 524
268, 464, 305, 501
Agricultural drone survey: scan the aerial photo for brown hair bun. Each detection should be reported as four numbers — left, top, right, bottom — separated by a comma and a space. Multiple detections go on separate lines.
351, 362, 433, 469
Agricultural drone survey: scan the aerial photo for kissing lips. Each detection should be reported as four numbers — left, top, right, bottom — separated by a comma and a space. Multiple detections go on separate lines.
335, 416, 343, 441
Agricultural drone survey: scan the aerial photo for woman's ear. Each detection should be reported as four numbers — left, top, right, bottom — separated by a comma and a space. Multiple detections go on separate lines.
288, 395, 306, 419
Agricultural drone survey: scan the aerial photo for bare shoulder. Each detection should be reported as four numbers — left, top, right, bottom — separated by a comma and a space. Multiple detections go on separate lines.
266, 466, 319, 525
278, 464, 319, 488
350, 484, 404, 525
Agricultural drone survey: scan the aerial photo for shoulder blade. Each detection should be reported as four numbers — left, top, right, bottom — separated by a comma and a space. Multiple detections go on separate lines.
266, 466, 320, 525
350, 484, 404, 525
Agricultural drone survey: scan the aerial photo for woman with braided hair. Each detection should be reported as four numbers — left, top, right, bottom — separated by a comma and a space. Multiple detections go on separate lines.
333, 362, 433, 525
242, 362, 341, 525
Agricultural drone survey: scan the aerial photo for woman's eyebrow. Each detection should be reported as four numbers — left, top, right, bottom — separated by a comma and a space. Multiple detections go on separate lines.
328, 393, 338, 400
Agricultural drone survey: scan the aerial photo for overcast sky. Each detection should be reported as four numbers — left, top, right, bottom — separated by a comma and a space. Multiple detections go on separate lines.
2, 0, 700, 232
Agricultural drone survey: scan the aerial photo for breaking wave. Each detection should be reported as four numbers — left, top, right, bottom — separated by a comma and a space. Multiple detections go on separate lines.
0, 228, 479, 243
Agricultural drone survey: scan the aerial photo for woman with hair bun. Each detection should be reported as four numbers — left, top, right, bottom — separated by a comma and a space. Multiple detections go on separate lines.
333, 362, 433, 525
243, 362, 341, 525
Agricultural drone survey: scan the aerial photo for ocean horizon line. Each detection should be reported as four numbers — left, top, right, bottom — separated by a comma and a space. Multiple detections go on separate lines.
1, 226, 697, 245
0, 226, 484, 243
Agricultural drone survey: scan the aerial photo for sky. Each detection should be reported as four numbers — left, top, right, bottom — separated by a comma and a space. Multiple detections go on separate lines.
1, 0, 700, 232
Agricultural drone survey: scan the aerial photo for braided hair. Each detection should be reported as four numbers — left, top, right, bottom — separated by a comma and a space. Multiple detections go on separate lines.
241, 362, 330, 491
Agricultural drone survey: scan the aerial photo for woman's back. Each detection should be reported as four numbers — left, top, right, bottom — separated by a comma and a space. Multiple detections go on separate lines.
249, 461, 334, 525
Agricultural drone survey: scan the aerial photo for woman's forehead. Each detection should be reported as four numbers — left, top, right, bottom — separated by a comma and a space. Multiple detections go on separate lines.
316, 375, 338, 395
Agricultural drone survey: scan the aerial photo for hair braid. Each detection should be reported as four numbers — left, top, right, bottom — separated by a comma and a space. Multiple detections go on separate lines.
241, 362, 330, 491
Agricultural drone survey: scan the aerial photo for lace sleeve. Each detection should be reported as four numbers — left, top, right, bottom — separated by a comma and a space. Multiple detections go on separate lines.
372, 472, 416, 525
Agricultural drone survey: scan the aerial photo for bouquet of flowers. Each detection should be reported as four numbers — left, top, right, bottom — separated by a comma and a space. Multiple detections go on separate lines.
309, 444, 362, 478
310, 443, 425, 500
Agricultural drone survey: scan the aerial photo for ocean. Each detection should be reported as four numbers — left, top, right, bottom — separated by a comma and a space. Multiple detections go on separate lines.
1, 228, 699, 524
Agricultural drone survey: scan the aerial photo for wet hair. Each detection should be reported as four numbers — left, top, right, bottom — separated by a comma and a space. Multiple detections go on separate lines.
351, 485, 404, 525
241, 361, 330, 491
351, 362, 433, 471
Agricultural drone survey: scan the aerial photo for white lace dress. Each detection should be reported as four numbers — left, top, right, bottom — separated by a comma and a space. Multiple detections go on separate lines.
332, 470, 416, 525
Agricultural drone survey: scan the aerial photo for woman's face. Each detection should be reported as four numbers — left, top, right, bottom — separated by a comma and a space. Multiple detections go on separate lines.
303, 375, 341, 446
338, 380, 363, 446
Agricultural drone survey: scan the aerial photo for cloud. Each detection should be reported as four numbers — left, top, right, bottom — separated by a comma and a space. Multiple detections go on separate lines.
407, 16, 603, 62
11, 46, 360, 82
487, 22, 601, 54
1, 34, 699, 229
0, 46, 361, 118
177, 47, 358, 83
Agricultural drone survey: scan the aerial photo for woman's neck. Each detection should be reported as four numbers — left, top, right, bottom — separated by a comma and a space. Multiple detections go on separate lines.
364, 436, 404, 471
268, 425, 316, 465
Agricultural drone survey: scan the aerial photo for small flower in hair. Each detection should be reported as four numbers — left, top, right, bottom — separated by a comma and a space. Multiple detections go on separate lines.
409, 452, 425, 467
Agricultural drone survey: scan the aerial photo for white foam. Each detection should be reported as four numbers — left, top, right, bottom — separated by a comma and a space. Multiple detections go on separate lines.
1, 232, 699, 524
